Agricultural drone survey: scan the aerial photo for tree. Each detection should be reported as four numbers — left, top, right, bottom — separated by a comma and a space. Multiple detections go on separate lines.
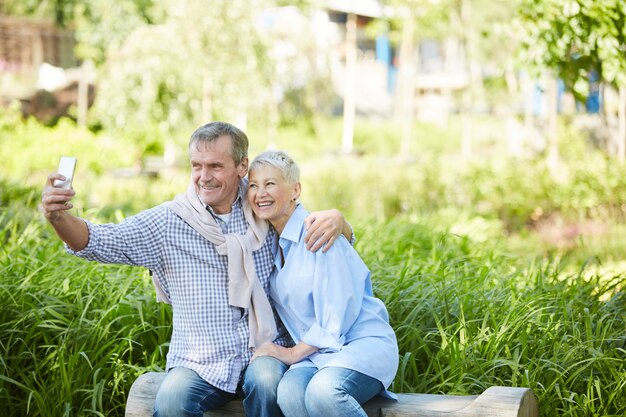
72, 0, 164, 65
516, 0, 626, 161
92, 0, 276, 163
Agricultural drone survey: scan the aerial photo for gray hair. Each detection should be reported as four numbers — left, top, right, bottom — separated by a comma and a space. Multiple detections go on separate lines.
249, 150, 300, 184
188, 121, 248, 165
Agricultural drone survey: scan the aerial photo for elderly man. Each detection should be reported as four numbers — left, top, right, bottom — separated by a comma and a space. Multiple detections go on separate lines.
41, 121, 352, 417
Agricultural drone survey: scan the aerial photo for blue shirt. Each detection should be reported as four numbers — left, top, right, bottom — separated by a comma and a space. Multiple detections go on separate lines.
68, 181, 289, 393
270, 204, 399, 391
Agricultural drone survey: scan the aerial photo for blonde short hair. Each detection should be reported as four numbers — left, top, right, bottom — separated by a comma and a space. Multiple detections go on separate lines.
249, 150, 300, 184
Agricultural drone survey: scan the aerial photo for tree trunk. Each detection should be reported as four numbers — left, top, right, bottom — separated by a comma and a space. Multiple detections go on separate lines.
460, 97, 472, 158
164, 138, 176, 167
396, 9, 416, 158
546, 75, 560, 177
618, 85, 626, 163
235, 108, 247, 133
77, 60, 93, 127
341, 12, 357, 154
442, 36, 459, 127
267, 97, 279, 150
504, 64, 522, 157
522, 73, 535, 150
459, 0, 483, 160
201, 75, 213, 123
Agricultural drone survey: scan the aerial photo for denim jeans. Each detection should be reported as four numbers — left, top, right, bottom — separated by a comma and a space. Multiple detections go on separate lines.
277, 366, 383, 417
153, 367, 235, 417
242, 356, 289, 417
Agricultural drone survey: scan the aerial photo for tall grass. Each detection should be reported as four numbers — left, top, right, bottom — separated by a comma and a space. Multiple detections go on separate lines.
0, 188, 171, 416
2, 179, 624, 415
358, 219, 626, 416
1, 117, 625, 416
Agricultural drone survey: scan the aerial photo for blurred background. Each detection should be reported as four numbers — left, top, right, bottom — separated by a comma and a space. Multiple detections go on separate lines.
2, 0, 626, 261
0, 1, 625, 416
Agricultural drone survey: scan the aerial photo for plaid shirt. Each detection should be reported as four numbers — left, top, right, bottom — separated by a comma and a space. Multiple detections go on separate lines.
68, 181, 289, 393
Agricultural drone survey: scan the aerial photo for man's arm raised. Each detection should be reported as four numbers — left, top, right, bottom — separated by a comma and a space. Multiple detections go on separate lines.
304, 209, 354, 252
41, 173, 89, 252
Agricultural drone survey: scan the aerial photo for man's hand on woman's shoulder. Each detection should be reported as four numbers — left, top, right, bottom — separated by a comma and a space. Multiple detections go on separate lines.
304, 209, 352, 252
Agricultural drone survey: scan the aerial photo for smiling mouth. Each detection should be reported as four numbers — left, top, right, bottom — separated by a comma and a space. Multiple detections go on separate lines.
256, 202, 273, 208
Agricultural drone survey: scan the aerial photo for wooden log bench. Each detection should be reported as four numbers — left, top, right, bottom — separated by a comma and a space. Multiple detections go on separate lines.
126, 372, 538, 417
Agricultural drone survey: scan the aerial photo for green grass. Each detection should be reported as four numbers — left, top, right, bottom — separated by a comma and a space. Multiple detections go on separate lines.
358, 219, 625, 416
1, 116, 626, 416
0, 202, 171, 416
2, 189, 624, 416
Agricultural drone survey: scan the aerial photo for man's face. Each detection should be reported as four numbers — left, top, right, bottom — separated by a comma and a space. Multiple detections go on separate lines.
189, 135, 248, 214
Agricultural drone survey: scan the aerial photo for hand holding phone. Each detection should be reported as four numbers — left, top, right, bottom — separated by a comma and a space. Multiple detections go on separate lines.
53, 156, 77, 189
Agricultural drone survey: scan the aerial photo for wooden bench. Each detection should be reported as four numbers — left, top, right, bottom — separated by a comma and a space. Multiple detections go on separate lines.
126, 372, 538, 417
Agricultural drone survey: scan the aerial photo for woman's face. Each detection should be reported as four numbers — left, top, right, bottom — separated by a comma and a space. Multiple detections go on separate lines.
248, 165, 300, 233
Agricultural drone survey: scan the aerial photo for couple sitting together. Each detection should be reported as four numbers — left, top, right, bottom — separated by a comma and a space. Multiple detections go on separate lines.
41, 121, 398, 417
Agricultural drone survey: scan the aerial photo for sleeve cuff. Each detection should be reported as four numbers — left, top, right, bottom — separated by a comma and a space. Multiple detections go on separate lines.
302, 323, 345, 352
65, 219, 95, 256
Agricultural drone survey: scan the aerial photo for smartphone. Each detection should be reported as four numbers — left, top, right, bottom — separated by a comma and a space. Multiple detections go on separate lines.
53, 156, 77, 189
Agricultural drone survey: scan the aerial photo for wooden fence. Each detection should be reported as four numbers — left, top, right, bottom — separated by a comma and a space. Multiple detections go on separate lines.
0, 15, 76, 72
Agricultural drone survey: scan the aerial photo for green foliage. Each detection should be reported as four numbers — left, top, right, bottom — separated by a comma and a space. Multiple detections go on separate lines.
2, 180, 624, 416
300, 154, 453, 222
299, 145, 626, 241
73, 0, 165, 64
0, 178, 39, 209
272, 114, 626, 240
5, 0, 339, 135
0, 116, 141, 184
516, 0, 626, 95
358, 218, 625, 416
380, 0, 453, 44
0, 181, 172, 417
0, 0, 163, 59
2, 115, 626, 416
92, 0, 276, 133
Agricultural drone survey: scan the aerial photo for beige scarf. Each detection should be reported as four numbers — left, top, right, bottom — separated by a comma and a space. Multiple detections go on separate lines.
163, 180, 277, 349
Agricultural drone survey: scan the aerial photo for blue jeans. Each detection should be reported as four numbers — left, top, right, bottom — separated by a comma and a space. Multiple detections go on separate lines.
153, 367, 235, 417
277, 366, 383, 417
242, 356, 288, 417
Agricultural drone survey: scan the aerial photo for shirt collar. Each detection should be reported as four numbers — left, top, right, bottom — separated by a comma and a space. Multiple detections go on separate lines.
280, 204, 309, 244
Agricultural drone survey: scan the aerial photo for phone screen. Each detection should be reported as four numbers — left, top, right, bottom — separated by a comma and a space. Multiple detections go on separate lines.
54, 156, 77, 189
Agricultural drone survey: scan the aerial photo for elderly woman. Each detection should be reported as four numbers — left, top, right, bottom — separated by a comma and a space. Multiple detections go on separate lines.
244, 150, 398, 417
